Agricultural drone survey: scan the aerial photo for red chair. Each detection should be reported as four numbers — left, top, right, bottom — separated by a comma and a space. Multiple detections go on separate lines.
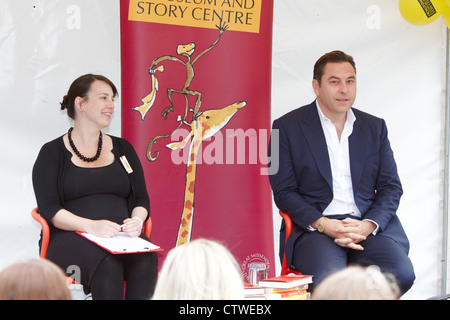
32, 207, 154, 296
31, 207, 153, 259
31, 207, 50, 258
279, 210, 302, 276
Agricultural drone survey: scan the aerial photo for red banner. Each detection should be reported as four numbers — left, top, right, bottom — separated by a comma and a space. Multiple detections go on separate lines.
120, 0, 275, 278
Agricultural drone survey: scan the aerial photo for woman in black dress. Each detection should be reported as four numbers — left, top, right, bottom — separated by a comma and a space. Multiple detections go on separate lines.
32, 74, 158, 299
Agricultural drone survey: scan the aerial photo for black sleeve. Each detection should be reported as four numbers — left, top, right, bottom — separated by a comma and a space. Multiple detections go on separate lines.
32, 140, 64, 224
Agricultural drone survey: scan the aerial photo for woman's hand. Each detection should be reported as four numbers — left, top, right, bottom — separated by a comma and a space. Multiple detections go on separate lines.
51, 209, 121, 238
87, 220, 121, 238
121, 217, 143, 238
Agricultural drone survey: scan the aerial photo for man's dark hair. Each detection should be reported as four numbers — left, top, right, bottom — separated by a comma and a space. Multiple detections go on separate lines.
313, 50, 356, 85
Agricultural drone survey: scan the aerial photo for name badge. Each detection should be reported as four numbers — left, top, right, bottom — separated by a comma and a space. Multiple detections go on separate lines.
120, 156, 133, 174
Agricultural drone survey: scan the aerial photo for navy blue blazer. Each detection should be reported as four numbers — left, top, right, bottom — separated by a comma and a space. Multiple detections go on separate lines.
269, 101, 410, 269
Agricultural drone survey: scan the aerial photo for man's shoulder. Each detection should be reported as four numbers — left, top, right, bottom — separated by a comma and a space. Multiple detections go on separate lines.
274, 101, 316, 125
352, 106, 383, 119
352, 107, 385, 126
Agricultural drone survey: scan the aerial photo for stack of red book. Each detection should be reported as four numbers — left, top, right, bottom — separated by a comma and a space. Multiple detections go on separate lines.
244, 274, 313, 300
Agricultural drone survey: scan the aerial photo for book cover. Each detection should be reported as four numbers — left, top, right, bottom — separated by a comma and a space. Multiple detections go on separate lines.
258, 275, 313, 289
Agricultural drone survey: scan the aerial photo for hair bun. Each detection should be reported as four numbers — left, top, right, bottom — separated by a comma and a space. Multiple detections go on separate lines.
60, 95, 68, 110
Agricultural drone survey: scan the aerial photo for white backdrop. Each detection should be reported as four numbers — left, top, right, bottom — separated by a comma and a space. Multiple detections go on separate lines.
0, 0, 446, 300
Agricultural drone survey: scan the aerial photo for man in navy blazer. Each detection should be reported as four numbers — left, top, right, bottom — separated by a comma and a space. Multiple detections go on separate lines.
269, 51, 415, 295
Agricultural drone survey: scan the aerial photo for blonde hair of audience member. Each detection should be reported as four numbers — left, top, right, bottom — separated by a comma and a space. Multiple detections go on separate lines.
0, 259, 72, 300
0, 258, 71, 300
153, 238, 244, 300
311, 265, 400, 300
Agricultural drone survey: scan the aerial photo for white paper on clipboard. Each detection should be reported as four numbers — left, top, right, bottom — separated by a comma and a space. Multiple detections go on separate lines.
77, 232, 161, 254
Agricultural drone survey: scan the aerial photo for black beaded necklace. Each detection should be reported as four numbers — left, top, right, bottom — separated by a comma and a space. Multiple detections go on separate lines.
68, 127, 103, 163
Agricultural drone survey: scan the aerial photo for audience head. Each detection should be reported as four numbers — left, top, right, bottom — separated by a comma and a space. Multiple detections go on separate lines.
153, 238, 244, 300
311, 265, 400, 300
0, 258, 71, 300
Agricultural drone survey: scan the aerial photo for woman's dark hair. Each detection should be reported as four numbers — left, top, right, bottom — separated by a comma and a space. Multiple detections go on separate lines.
313, 50, 356, 85
60, 74, 118, 120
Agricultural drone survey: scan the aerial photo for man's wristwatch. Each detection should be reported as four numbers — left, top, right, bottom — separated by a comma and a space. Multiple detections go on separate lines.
317, 217, 329, 233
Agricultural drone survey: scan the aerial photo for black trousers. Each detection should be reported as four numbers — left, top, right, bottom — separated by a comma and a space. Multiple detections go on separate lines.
90, 251, 158, 300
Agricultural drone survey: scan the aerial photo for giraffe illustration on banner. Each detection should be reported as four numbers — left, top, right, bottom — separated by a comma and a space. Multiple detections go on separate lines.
167, 101, 246, 246
133, 20, 247, 246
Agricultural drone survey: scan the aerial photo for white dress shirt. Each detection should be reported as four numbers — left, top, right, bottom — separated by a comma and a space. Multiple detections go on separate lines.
315, 102, 379, 234
316, 102, 361, 217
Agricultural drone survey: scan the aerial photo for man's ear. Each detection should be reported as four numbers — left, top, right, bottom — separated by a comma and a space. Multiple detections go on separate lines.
312, 79, 320, 96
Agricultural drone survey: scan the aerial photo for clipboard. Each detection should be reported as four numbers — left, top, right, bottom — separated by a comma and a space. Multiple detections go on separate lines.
77, 231, 162, 254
